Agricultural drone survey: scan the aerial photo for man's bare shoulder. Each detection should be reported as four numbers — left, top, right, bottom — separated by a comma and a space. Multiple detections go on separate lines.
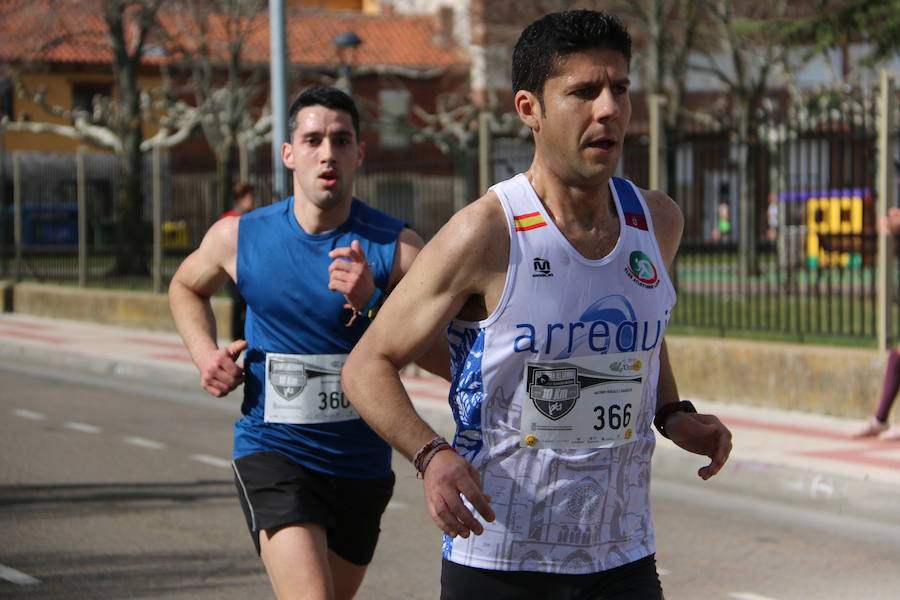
410, 191, 508, 289
398, 227, 425, 247
441, 190, 508, 246
641, 188, 683, 229
203, 216, 239, 254
389, 227, 427, 287
183, 216, 238, 275
639, 188, 683, 267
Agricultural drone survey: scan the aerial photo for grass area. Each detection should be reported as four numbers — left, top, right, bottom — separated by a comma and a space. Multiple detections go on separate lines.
7, 275, 232, 297
674, 287, 877, 334
667, 323, 878, 349
1, 252, 189, 291
670, 249, 890, 346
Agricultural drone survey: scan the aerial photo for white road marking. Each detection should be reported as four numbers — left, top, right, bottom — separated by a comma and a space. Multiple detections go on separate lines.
657, 568, 671, 576
122, 436, 165, 450
728, 593, 779, 600
191, 454, 231, 468
386, 501, 410, 510
13, 409, 46, 420
0, 563, 41, 585
63, 422, 101, 434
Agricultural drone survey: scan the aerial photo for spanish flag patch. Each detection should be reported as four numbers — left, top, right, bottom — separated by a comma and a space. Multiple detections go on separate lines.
513, 212, 547, 231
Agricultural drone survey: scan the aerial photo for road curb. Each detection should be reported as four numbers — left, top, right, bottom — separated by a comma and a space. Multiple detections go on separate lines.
0, 340, 199, 392
652, 444, 900, 527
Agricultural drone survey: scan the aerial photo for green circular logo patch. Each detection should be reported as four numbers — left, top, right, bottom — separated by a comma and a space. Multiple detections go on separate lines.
628, 251, 658, 285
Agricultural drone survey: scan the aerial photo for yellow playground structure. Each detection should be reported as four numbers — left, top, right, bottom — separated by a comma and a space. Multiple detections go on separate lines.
804, 189, 871, 268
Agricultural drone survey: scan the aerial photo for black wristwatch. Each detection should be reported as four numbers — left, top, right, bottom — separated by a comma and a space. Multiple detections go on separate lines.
654, 400, 697, 438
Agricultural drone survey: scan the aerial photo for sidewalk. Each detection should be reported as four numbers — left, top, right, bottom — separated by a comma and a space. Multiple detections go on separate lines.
3, 312, 900, 526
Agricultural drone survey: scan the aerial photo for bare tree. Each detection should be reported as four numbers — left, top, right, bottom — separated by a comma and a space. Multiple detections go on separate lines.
0, 0, 199, 276
614, 0, 703, 192
168, 0, 270, 214
689, 0, 794, 278
104, 0, 170, 274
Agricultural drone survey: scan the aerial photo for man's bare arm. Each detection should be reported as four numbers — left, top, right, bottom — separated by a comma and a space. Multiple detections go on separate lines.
644, 188, 732, 478
343, 196, 506, 537
391, 228, 452, 379
328, 226, 451, 378
169, 217, 246, 397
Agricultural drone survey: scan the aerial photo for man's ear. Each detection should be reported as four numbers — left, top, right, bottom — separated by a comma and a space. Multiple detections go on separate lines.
514, 90, 542, 132
357, 140, 365, 167
281, 141, 294, 169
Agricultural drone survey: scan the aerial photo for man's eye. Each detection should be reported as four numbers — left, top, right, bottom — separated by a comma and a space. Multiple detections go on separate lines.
573, 88, 595, 99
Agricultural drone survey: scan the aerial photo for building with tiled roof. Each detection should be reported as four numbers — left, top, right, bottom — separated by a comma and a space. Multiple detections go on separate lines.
0, 2, 461, 70
0, 0, 468, 162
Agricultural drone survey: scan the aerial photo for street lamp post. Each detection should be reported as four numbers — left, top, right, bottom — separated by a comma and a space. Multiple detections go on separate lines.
332, 30, 362, 95
269, 0, 289, 202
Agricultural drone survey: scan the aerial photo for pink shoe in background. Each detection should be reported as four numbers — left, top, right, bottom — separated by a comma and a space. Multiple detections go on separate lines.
852, 418, 889, 438
880, 425, 900, 441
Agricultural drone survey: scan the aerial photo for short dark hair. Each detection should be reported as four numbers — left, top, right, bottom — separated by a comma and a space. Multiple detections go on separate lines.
232, 182, 254, 202
512, 10, 631, 102
288, 86, 360, 138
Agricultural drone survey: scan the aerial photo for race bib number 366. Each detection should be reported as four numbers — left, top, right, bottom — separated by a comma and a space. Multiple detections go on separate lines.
264, 353, 358, 424
519, 351, 649, 449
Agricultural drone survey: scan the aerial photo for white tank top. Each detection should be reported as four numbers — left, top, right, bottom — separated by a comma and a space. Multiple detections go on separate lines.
443, 173, 676, 574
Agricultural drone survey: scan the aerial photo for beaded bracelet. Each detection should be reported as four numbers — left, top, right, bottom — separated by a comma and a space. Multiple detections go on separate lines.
413, 436, 448, 473
417, 444, 456, 479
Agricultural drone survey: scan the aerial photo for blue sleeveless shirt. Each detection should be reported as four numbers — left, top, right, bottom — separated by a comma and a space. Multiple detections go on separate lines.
233, 196, 404, 478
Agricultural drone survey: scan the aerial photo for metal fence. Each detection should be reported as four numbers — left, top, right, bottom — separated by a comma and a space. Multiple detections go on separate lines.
0, 150, 199, 289
1, 83, 898, 347
665, 87, 897, 346
0, 149, 467, 289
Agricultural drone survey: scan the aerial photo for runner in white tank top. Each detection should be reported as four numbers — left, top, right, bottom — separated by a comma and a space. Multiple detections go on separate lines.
344, 10, 732, 599
441, 172, 674, 573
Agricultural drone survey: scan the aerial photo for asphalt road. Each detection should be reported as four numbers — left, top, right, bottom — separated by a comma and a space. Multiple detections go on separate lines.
3, 364, 900, 600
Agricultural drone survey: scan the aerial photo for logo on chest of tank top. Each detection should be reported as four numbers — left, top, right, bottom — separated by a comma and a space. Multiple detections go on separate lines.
532, 257, 554, 277
625, 250, 659, 288
514, 294, 668, 359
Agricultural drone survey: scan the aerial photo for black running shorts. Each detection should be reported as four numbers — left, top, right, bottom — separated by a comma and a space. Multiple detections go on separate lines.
232, 451, 395, 565
440, 554, 664, 600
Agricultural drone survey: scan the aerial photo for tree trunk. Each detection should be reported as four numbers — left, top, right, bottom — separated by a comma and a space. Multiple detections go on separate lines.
110, 54, 148, 277
216, 142, 238, 216
737, 111, 759, 279
111, 125, 148, 275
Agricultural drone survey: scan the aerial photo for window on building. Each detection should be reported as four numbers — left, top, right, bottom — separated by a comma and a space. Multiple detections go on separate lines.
378, 89, 411, 150
71, 82, 112, 113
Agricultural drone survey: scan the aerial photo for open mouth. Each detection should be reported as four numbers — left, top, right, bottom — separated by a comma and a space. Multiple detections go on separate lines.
586, 139, 616, 150
319, 171, 338, 182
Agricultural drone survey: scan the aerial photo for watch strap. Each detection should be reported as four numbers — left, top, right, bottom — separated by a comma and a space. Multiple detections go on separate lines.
654, 400, 697, 438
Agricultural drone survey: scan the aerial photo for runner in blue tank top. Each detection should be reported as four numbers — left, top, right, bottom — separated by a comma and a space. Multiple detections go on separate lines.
169, 86, 448, 600
342, 12, 733, 600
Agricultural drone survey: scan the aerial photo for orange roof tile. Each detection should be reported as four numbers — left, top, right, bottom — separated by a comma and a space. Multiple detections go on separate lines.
281, 10, 464, 68
0, 0, 169, 66
0, 1, 464, 70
